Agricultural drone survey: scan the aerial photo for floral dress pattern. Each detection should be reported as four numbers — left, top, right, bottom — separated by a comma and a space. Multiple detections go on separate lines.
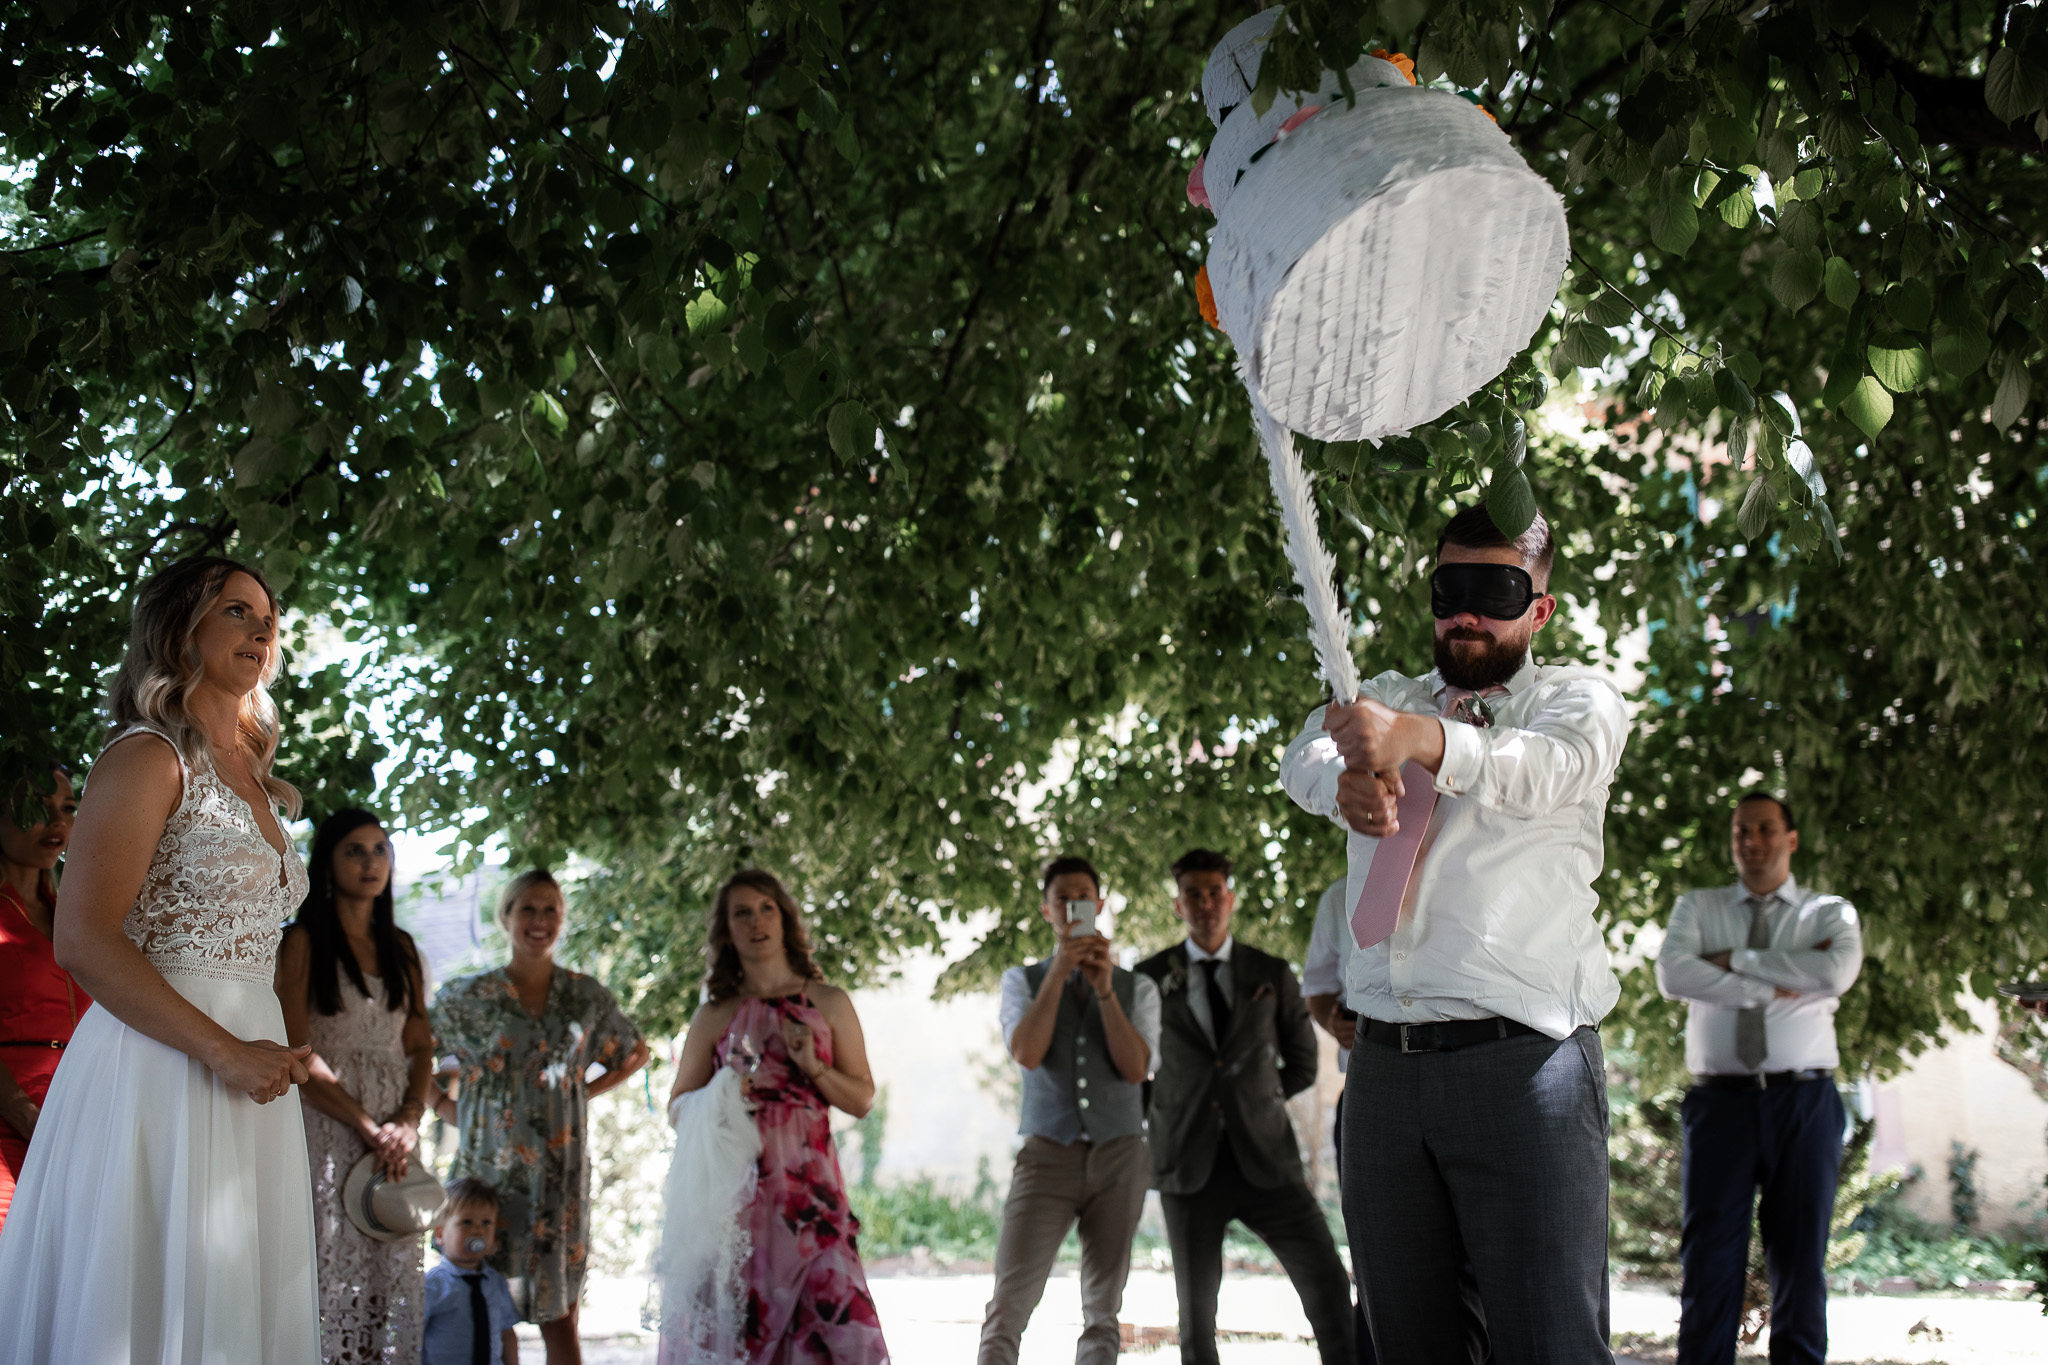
710, 995, 888, 1365
429, 966, 641, 1322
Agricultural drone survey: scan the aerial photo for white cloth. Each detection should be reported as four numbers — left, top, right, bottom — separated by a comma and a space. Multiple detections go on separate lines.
1278, 659, 1632, 1039
997, 966, 1162, 1072
0, 723, 318, 1364
303, 974, 424, 1364
1301, 881, 1353, 1072
1181, 936, 1235, 1047
658, 1067, 762, 1365
1655, 876, 1864, 1075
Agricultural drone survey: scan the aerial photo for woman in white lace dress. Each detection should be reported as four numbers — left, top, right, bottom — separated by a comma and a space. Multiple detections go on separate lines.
276, 808, 434, 1363
0, 557, 321, 1362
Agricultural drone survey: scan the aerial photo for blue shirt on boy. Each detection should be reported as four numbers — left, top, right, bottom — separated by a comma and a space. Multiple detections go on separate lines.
421, 1258, 519, 1364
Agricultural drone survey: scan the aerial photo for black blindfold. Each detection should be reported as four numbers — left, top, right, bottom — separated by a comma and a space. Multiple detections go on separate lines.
1430, 563, 1538, 621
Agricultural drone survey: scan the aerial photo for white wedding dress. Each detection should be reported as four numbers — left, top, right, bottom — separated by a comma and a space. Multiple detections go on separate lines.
0, 724, 320, 1364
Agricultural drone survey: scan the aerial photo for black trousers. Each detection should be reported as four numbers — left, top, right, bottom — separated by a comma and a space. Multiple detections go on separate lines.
1342, 1026, 1612, 1365
1677, 1078, 1845, 1365
1161, 1139, 1355, 1365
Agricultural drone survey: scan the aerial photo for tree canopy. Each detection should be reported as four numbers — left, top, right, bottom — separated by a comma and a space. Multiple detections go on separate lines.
4, 0, 2044, 1080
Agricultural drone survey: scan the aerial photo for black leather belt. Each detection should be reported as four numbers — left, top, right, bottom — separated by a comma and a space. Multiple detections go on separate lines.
1361, 1017, 1541, 1054
1696, 1068, 1833, 1091
0, 1039, 66, 1049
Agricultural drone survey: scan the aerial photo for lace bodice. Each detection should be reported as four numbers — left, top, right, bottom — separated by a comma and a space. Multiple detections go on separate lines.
113, 724, 308, 986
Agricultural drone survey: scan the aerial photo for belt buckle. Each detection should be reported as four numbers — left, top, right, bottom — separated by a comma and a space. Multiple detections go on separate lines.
1399, 1024, 1426, 1054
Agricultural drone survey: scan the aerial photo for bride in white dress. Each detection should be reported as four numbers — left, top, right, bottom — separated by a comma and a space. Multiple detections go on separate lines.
0, 556, 322, 1363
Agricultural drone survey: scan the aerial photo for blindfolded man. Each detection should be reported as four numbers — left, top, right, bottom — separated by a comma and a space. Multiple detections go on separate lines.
1278, 503, 1632, 1363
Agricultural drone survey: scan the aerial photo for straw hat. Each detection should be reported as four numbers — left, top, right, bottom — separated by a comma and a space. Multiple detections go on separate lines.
341, 1150, 447, 1244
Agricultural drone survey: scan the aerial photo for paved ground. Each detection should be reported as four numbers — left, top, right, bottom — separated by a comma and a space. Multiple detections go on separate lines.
534, 1270, 2044, 1363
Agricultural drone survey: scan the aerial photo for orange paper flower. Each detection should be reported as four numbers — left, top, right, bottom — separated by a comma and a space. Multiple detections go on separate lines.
1370, 50, 1418, 85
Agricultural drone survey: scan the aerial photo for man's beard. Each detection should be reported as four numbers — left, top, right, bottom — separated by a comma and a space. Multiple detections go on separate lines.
1434, 625, 1531, 690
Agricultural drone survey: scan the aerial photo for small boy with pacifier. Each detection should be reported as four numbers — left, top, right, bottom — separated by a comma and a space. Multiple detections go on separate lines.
421, 1175, 520, 1365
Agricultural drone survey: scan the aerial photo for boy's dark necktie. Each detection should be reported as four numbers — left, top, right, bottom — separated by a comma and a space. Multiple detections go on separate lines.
464, 1272, 490, 1365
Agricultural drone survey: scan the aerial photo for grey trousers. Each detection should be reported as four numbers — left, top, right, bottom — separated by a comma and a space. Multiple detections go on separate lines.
977, 1133, 1151, 1365
1341, 1026, 1613, 1365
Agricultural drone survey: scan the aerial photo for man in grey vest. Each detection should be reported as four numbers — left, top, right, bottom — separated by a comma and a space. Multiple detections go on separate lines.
979, 855, 1161, 1365
1137, 849, 1353, 1365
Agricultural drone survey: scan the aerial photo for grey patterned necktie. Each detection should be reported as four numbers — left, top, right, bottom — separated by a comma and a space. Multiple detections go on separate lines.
1734, 894, 1773, 1070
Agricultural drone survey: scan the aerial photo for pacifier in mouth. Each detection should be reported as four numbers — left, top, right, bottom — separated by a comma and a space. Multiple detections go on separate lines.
464, 1236, 488, 1254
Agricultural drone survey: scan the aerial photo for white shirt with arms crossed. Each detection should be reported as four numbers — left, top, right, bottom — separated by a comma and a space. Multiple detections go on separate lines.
1654, 876, 1863, 1075
1279, 658, 1632, 1040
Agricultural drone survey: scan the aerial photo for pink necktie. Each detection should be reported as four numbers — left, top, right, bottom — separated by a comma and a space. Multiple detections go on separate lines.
1349, 686, 1496, 949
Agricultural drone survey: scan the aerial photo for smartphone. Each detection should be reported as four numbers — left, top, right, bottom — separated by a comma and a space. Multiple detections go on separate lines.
1064, 898, 1100, 938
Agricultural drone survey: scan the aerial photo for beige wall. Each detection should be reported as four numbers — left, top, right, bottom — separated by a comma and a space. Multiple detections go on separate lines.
1867, 996, 2048, 1236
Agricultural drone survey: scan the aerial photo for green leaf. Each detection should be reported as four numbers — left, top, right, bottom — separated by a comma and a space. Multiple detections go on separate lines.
1716, 182, 1756, 228
834, 114, 861, 164
531, 391, 568, 434
1759, 389, 1799, 437
1713, 368, 1756, 414
765, 300, 814, 354
1769, 247, 1824, 311
1484, 466, 1538, 539
1841, 375, 1894, 439
1584, 288, 1636, 328
685, 289, 730, 336
1736, 476, 1771, 540
1777, 200, 1822, 251
1932, 329, 1990, 377
1728, 351, 1762, 387
1984, 46, 2048, 124
1821, 356, 1861, 407
1990, 360, 2032, 431
1650, 192, 1698, 257
827, 401, 879, 461
1867, 339, 1930, 393
1556, 319, 1615, 368
1824, 258, 1859, 310
1725, 418, 1750, 467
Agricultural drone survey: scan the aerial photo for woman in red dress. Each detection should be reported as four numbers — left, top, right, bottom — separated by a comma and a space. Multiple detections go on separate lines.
0, 762, 88, 1236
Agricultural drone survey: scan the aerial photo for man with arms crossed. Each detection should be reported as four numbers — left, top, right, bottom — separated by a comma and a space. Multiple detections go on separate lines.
1136, 849, 1353, 1365
980, 856, 1160, 1365
1280, 503, 1630, 1362
1656, 794, 1862, 1365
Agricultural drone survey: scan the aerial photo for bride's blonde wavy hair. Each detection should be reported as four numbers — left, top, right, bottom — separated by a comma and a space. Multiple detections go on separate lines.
104, 555, 300, 818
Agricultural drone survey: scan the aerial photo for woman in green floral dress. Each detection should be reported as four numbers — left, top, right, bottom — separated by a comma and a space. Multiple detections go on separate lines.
429, 869, 650, 1363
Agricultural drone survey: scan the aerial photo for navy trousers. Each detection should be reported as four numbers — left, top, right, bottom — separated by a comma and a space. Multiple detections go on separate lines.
1677, 1078, 1845, 1365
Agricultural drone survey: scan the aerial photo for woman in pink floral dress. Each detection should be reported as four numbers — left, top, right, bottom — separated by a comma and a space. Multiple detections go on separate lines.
666, 869, 889, 1364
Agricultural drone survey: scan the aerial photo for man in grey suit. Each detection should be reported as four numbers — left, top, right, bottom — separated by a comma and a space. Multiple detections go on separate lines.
1136, 849, 1354, 1365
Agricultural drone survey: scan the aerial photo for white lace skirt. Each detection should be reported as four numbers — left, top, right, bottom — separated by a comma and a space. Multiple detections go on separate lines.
0, 970, 320, 1364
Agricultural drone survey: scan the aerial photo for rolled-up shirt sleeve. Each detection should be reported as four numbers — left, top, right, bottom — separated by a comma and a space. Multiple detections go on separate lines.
1732, 901, 1863, 998
1130, 974, 1163, 1077
1434, 676, 1630, 817
998, 966, 1030, 1051
1657, 891, 1775, 1009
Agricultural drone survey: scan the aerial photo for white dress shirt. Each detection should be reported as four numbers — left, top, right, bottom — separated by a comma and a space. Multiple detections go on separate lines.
1655, 876, 1863, 1075
1301, 880, 1353, 1072
1182, 935, 1234, 1047
999, 964, 1162, 1074
1279, 659, 1632, 1040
